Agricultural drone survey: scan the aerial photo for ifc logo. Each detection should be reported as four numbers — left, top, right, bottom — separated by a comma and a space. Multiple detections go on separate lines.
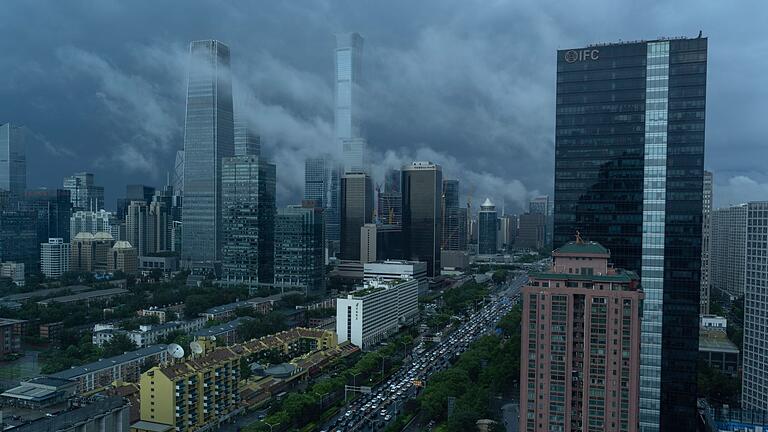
564, 50, 579, 63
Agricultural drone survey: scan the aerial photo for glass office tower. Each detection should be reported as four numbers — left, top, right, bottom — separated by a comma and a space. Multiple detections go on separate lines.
402, 162, 442, 276
554, 37, 707, 431
182, 40, 235, 265
0, 123, 26, 203
234, 121, 260, 157
442, 179, 464, 251
221, 156, 276, 285
478, 198, 497, 255
335, 33, 364, 150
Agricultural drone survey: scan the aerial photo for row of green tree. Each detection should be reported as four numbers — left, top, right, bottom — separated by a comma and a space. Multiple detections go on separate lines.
415, 305, 522, 432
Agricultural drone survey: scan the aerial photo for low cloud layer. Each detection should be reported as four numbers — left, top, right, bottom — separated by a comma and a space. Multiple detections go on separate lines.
1, 1, 767, 211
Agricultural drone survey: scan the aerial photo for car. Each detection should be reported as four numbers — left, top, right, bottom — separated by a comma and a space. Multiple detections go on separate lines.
385, 415, 392, 421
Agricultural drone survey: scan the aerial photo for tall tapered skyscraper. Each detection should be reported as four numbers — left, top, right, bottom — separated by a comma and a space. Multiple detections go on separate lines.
554, 37, 707, 432
181, 40, 234, 265
0, 123, 26, 203
335, 33, 367, 174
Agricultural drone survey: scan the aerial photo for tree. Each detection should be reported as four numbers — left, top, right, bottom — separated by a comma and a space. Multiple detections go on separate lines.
102, 333, 138, 357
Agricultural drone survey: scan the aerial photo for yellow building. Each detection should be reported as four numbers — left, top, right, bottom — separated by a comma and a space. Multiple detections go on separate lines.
140, 347, 241, 431
137, 328, 337, 431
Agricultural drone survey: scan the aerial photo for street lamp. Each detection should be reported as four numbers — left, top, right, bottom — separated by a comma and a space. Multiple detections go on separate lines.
263, 420, 280, 432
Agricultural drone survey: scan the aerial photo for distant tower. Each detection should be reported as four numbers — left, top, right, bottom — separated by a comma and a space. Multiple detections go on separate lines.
335, 33, 366, 174
700, 170, 713, 313
401, 162, 442, 276
0, 123, 26, 203
181, 40, 234, 265
478, 198, 497, 254
234, 121, 261, 157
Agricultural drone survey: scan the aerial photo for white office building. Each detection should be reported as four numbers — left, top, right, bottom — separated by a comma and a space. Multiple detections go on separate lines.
363, 260, 428, 293
0, 262, 25, 286
336, 278, 418, 350
41, 238, 70, 278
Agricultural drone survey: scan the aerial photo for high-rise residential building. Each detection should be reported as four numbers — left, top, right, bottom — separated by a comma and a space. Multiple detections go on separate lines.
554, 38, 707, 431
402, 162, 442, 276
335, 32, 365, 173
0, 123, 26, 203
0, 210, 37, 271
181, 40, 235, 266
70, 209, 114, 241
274, 204, 325, 296
742, 201, 768, 412
700, 170, 713, 313
221, 156, 276, 286
24, 189, 72, 249
516, 213, 545, 250
63, 172, 104, 211
442, 179, 466, 251
125, 201, 154, 257
117, 184, 156, 220
710, 204, 747, 297
478, 198, 498, 255
520, 239, 643, 432
173, 150, 184, 195
234, 121, 260, 157
339, 173, 373, 261
41, 238, 70, 278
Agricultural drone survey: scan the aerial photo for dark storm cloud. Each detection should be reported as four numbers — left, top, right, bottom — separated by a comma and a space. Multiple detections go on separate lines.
1, 0, 767, 210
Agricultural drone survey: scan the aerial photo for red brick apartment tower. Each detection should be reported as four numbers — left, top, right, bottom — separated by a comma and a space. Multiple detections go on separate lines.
520, 236, 643, 432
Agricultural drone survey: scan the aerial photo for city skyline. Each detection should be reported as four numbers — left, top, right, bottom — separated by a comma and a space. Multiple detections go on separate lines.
3, 2, 766, 214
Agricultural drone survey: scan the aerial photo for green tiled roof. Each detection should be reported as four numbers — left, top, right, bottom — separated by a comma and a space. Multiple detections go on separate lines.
555, 241, 609, 255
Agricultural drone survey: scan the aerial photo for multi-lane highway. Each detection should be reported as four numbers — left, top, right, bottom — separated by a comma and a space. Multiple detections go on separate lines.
321, 280, 520, 432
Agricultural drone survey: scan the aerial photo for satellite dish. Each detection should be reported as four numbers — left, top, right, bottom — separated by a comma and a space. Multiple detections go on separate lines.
190, 341, 203, 355
167, 343, 185, 359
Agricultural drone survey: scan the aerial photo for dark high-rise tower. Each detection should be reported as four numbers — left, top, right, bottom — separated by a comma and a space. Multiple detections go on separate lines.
181, 40, 234, 265
402, 162, 442, 276
0, 123, 26, 204
554, 37, 707, 431
339, 172, 373, 261
478, 198, 497, 255
441, 179, 464, 251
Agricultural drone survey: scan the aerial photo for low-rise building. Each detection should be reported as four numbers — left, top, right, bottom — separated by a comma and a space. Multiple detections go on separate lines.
699, 327, 740, 377
39, 321, 64, 342
200, 298, 273, 321
0, 261, 25, 286
700, 314, 727, 329
4, 395, 130, 432
137, 307, 172, 324
49, 344, 169, 394
0, 376, 77, 409
364, 260, 428, 293
336, 278, 419, 350
93, 319, 206, 348
138, 255, 179, 274
0, 318, 24, 357
193, 317, 251, 345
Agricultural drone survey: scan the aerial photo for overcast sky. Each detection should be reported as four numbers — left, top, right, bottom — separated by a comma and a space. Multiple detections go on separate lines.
2, 0, 767, 212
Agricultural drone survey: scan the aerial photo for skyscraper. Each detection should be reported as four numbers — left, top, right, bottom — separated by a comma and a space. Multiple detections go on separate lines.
441, 179, 464, 251
520, 240, 643, 432
305, 156, 342, 256
339, 173, 373, 261
554, 37, 707, 431
63, 172, 104, 211
700, 170, 713, 313
181, 40, 235, 266
0, 123, 26, 203
41, 238, 70, 279
478, 198, 497, 255
234, 121, 260, 157
173, 150, 185, 195
378, 169, 402, 226
335, 32, 367, 175
0, 210, 37, 271
274, 204, 325, 296
125, 201, 154, 257
221, 156, 276, 285
402, 162, 442, 276
117, 184, 156, 220
742, 201, 768, 412
24, 188, 72, 249
529, 195, 553, 248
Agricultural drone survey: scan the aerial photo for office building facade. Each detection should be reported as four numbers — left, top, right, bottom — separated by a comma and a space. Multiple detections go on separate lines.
554, 38, 707, 431
274, 205, 325, 296
335, 33, 364, 170
742, 202, 768, 411
24, 189, 72, 249
402, 162, 442, 276
221, 156, 276, 285
478, 198, 498, 255
710, 204, 747, 297
234, 121, 260, 157
442, 179, 466, 251
700, 170, 713, 313
520, 240, 643, 432
360, 223, 403, 263
0, 123, 26, 203
339, 173, 373, 261
0, 210, 37, 271
70, 209, 114, 240
181, 40, 235, 265
305, 156, 342, 256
